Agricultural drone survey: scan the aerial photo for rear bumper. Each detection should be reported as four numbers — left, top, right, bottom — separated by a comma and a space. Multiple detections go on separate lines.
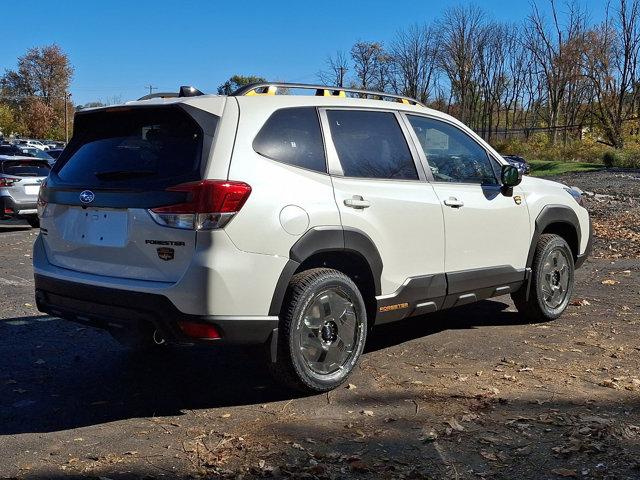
34, 274, 278, 345
0, 195, 37, 218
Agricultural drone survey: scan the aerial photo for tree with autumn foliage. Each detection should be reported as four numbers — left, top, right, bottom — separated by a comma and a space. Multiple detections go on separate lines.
0, 44, 74, 139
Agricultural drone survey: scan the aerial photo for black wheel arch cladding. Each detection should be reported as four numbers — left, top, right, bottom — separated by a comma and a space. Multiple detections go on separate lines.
527, 204, 581, 268
268, 227, 383, 316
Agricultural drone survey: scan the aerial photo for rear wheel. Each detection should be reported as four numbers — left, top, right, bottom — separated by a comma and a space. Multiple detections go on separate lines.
512, 234, 574, 321
269, 268, 367, 392
26, 216, 39, 228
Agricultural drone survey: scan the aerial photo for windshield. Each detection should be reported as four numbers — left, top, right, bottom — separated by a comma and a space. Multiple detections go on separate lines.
53, 106, 208, 189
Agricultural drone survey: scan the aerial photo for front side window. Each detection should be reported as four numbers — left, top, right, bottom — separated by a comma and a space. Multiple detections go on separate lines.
253, 107, 326, 173
326, 110, 418, 180
407, 115, 498, 185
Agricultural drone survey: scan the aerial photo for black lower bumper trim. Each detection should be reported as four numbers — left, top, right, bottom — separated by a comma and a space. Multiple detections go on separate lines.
34, 274, 277, 345
575, 216, 593, 269
1, 196, 37, 219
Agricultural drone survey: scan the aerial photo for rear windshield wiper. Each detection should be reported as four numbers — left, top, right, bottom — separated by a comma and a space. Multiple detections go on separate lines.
94, 169, 157, 181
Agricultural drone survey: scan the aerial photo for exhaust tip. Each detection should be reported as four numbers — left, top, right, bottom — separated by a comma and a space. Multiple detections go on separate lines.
153, 329, 166, 345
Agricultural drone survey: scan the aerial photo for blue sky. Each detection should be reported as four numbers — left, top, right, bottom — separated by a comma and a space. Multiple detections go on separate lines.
3, 0, 607, 105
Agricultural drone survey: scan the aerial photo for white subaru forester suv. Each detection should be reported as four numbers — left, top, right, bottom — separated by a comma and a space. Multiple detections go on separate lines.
33, 83, 592, 392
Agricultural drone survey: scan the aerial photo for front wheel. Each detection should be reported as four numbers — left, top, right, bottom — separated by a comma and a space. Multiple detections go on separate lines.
512, 234, 575, 321
269, 268, 367, 392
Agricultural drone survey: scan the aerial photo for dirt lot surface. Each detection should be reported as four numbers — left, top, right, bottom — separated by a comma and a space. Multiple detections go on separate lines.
0, 170, 638, 480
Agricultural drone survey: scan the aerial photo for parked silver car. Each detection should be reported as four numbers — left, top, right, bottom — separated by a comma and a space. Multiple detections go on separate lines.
0, 157, 50, 227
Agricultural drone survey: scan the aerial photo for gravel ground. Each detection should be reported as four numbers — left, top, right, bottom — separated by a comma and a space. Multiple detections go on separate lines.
0, 170, 638, 479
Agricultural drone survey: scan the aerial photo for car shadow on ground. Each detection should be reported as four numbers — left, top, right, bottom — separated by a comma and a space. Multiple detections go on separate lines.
0, 300, 533, 435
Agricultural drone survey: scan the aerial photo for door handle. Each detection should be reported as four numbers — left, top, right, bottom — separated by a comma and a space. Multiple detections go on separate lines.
444, 197, 464, 208
344, 195, 371, 209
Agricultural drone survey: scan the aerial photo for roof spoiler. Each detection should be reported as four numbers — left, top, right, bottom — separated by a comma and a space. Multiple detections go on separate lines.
137, 86, 205, 101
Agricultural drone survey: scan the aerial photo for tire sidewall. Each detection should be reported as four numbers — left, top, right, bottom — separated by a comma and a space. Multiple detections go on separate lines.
288, 275, 367, 391
533, 237, 575, 319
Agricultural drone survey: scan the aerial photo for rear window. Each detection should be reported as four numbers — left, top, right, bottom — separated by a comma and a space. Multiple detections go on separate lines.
53, 106, 208, 188
253, 107, 326, 173
1, 160, 50, 177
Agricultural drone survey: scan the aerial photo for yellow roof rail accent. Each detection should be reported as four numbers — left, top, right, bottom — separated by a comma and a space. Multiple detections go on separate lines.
245, 86, 278, 96
315, 89, 346, 97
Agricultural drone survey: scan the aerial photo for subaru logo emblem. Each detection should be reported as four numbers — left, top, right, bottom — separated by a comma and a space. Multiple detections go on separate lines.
79, 190, 95, 204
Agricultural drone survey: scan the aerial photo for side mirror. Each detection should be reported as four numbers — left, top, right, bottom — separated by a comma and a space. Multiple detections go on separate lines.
501, 164, 521, 187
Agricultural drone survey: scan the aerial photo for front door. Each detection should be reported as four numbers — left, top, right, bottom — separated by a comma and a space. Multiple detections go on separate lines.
402, 113, 530, 288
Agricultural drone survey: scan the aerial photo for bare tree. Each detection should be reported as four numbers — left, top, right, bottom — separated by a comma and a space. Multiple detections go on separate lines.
391, 24, 440, 103
582, 0, 640, 147
350, 41, 386, 91
525, 0, 587, 143
438, 5, 486, 125
318, 51, 350, 87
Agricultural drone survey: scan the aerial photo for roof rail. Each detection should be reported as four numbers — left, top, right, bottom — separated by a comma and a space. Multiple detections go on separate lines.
231, 82, 425, 107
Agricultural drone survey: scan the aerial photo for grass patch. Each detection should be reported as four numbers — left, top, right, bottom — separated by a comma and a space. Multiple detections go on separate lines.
529, 160, 603, 177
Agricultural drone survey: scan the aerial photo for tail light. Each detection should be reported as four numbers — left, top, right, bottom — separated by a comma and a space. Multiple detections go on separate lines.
178, 321, 221, 340
0, 177, 20, 187
37, 179, 48, 218
148, 180, 251, 230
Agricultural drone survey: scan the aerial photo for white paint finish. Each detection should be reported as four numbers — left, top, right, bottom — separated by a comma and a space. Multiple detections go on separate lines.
518, 176, 591, 254
224, 98, 341, 256
331, 176, 445, 295
279, 205, 310, 236
431, 183, 531, 272
34, 232, 287, 316
41, 206, 196, 283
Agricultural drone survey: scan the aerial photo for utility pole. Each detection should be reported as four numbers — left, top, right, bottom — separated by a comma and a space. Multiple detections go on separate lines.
64, 92, 71, 143
338, 67, 345, 88
145, 84, 157, 96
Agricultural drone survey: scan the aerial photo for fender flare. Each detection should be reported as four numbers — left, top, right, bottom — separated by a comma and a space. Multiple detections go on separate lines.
527, 204, 581, 268
268, 226, 383, 316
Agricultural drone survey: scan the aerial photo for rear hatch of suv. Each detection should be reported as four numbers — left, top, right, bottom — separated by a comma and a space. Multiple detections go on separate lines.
39, 103, 221, 283
1, 158, 50, 214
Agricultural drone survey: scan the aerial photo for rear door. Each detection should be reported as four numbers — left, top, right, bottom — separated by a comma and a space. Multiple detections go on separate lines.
321, 108, 445, 298
403, 113, 530, 277
39, 104, 219, 283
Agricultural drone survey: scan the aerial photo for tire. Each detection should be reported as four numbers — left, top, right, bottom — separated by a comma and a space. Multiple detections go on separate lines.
26, 216, 40, 228
268, 268, 368, 393
512, 234, 575, 321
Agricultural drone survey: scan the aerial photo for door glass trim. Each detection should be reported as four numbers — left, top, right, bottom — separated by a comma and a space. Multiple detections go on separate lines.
400, 112, 502, 186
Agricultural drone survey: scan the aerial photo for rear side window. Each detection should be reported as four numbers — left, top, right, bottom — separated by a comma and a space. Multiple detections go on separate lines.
53, 106, 207, 188
1, 160, 50, 177
327, 110, 418, 180
253, 107, 326, 173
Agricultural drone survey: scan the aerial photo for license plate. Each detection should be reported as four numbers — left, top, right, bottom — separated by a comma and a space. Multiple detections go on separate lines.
62, 208, 128, 247
24, 185, 40, 195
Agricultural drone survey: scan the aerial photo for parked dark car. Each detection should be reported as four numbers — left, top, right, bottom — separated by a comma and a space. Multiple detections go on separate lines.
502, 155, 531, 175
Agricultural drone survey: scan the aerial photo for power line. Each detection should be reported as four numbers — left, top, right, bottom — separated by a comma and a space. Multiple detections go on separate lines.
144, 84, 157, 95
